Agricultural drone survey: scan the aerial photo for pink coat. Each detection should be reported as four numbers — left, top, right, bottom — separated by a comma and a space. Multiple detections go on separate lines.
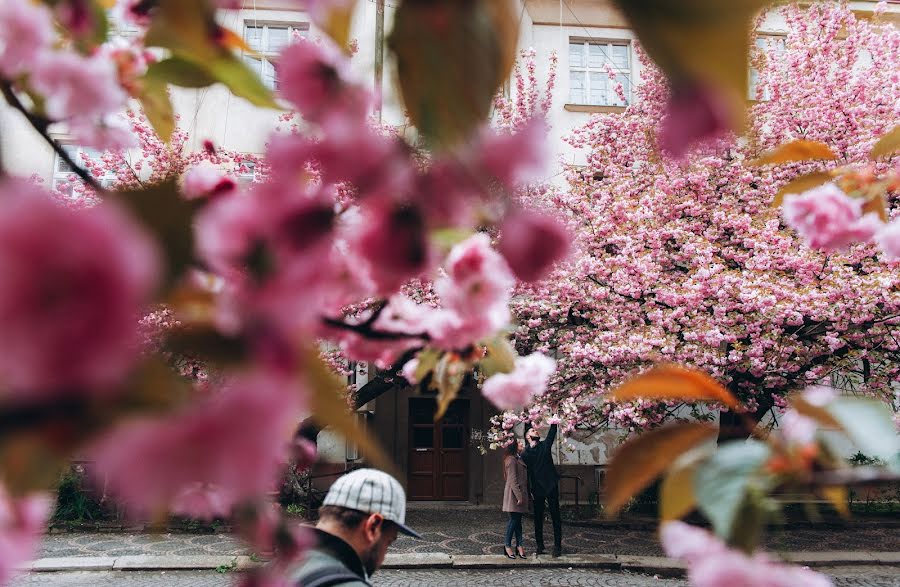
502, 456, 530, 513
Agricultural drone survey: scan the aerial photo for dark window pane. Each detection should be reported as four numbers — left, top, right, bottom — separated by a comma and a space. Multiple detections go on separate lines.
442, 427, 463, 449
413, 427, 434, 448
411, 400, 436, 424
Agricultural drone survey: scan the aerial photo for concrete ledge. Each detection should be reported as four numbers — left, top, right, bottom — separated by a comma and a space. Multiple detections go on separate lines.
31, 557, 116, 572
22, 551, 900, 573
383, 553, 453, 568
113, 555, 238, 570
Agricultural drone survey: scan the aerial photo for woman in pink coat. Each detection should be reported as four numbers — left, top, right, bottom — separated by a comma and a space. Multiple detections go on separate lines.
502, 440, 529, 559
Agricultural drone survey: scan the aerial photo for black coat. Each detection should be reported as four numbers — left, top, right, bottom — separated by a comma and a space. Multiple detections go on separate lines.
521, 424, 560, 496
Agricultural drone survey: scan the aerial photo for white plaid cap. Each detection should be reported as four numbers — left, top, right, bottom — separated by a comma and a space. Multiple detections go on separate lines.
322, 468, 421, 538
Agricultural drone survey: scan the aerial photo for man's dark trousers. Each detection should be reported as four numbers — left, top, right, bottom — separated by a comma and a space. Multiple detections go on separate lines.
532, 487, 562, 551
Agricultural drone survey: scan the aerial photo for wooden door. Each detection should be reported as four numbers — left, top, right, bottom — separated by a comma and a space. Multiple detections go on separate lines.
408, 398, 468, 500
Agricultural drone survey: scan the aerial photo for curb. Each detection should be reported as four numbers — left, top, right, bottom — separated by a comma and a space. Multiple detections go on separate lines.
22, 552, 900, 575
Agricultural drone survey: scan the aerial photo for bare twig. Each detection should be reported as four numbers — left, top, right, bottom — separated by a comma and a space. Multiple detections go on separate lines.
0, 80, 104, 193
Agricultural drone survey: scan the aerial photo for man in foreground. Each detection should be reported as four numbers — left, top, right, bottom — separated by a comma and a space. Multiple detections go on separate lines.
293, 468, 421, 586
521, 423, 562, 557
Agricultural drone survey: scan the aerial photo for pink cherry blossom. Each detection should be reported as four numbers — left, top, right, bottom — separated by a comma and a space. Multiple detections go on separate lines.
0, 487, 52, 586
875, 219, 900, 260
661, 522, 832, 587
402, 358, 421, 384
183, 161, 238, 200
436, 233, 515, 317
498, 209, 570, 282
0, 0, 54, 77
0, 179, 160, 397
782, 183, 882, 252
476, 118, 548, 191
659, 81, 732, 159
90, 371, 304, 518
482, 353, 556, 411
352, 202, 431, 294
31, 51, 127, 123
276, 38, 369, 124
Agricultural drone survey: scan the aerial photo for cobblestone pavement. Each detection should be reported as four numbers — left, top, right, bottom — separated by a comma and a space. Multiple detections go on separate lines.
10, 567, 900, 587
37, 510, 900, 558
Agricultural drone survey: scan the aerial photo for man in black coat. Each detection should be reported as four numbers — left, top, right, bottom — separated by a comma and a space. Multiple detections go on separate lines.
521, 423, 562, 557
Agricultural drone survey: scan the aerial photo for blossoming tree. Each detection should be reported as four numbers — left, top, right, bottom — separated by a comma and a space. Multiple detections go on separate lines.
0, 0, 897, 586
506, 3, 900, 442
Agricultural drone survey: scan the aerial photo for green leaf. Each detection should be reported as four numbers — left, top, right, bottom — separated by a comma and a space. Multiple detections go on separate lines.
694, 440, 771, 540
388, 0, 518, 147
412, 348, 441, 382
145, 57, 218, 89
660, 445, 713, 520
145, 0, 221, 62
206, 56, 280, 109
136, 74, 176, 143
604, 422, 718, 516
824, 397, 899, 463
113, 180, 196, 290
480, 336, 517, 378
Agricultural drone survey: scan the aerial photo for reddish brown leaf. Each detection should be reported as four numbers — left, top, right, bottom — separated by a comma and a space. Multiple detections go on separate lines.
609, 365, 740, 410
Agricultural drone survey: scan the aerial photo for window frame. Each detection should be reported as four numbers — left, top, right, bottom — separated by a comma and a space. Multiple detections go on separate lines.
242, 21, 310, 90
567, 38, 632, 107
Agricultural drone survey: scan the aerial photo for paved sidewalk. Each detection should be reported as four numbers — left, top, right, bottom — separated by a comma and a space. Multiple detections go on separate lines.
39, 509, 900, 559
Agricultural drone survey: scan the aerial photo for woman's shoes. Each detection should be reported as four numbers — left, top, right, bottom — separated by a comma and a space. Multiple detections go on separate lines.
504, 546, 516, 559
517, 547, 526, 559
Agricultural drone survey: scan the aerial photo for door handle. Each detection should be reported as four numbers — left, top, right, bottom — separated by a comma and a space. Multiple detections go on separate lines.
415, 448, 430, 452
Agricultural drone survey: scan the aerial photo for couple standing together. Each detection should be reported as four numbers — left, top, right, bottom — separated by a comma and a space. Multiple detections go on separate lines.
502, 423, 563, 558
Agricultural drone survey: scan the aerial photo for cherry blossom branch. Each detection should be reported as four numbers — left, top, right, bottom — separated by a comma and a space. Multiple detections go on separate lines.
320, 315, 430, 342
0, 80, 104, 193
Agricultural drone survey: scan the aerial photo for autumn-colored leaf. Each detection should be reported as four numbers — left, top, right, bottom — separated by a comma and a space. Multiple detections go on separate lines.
145, 0, 220, 63
862, 193, 889, 222
609, 364, 740, 410
820, 486, 850, 518
752, 140, 838, 166
316, 0, 358, 51
432, 353, 466, 421
217, 26, 257, 54
612, 0, 768, 138
144, 57, 218, 89
790, 395, 841, 429
659, 445, 711, 520
136, 73, 176, 143
411, 348, 441, 383
604, 422, 717, 516
304, 349, 396, 475
771, 172, 833, 207
870, 125, 900, 159
389, 0, 518, 147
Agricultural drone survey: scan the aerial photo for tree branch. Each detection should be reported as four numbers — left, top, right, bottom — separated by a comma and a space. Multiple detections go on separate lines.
1, 80, 104, 193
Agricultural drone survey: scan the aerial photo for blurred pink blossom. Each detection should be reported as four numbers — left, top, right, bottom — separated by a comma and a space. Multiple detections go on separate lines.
661, 521, 832, 587
482, 353, 556, 410
0, 179, 160, 397
782, 183, 882, 252
352, 202, 431, 294
498, 209, 570, 282
31, 51, 127, 122
659, 81, 732, 159
0, 0, 54, 77
0, 487, 52, 586
875, 219, 900, 260
90, 372, 303, 518
436, 233, 514, 317
183, 162, 237, 200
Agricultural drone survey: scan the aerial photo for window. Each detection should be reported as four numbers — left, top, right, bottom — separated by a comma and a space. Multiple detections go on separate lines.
749, 35, 786, 100
236, 159, 257, 185
568, 40, 631, 107
243, 23, 309, 90
53, 146, 119, 196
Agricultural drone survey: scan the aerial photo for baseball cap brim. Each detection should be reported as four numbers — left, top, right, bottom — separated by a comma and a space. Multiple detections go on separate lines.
394, 520, 422, 539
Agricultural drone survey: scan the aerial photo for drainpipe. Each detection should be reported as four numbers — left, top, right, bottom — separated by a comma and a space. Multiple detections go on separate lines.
374, 0, 385, 122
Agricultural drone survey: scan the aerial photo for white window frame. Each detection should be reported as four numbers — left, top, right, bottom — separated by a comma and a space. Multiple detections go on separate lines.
749, 34, 787, 101
568, 39, 632, 107
52, 146, 118, 195
235, 158, 258, 185
243, 22, 310, 90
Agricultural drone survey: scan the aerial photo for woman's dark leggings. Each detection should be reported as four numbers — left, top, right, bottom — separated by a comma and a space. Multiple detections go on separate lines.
505, 512, 523, 547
